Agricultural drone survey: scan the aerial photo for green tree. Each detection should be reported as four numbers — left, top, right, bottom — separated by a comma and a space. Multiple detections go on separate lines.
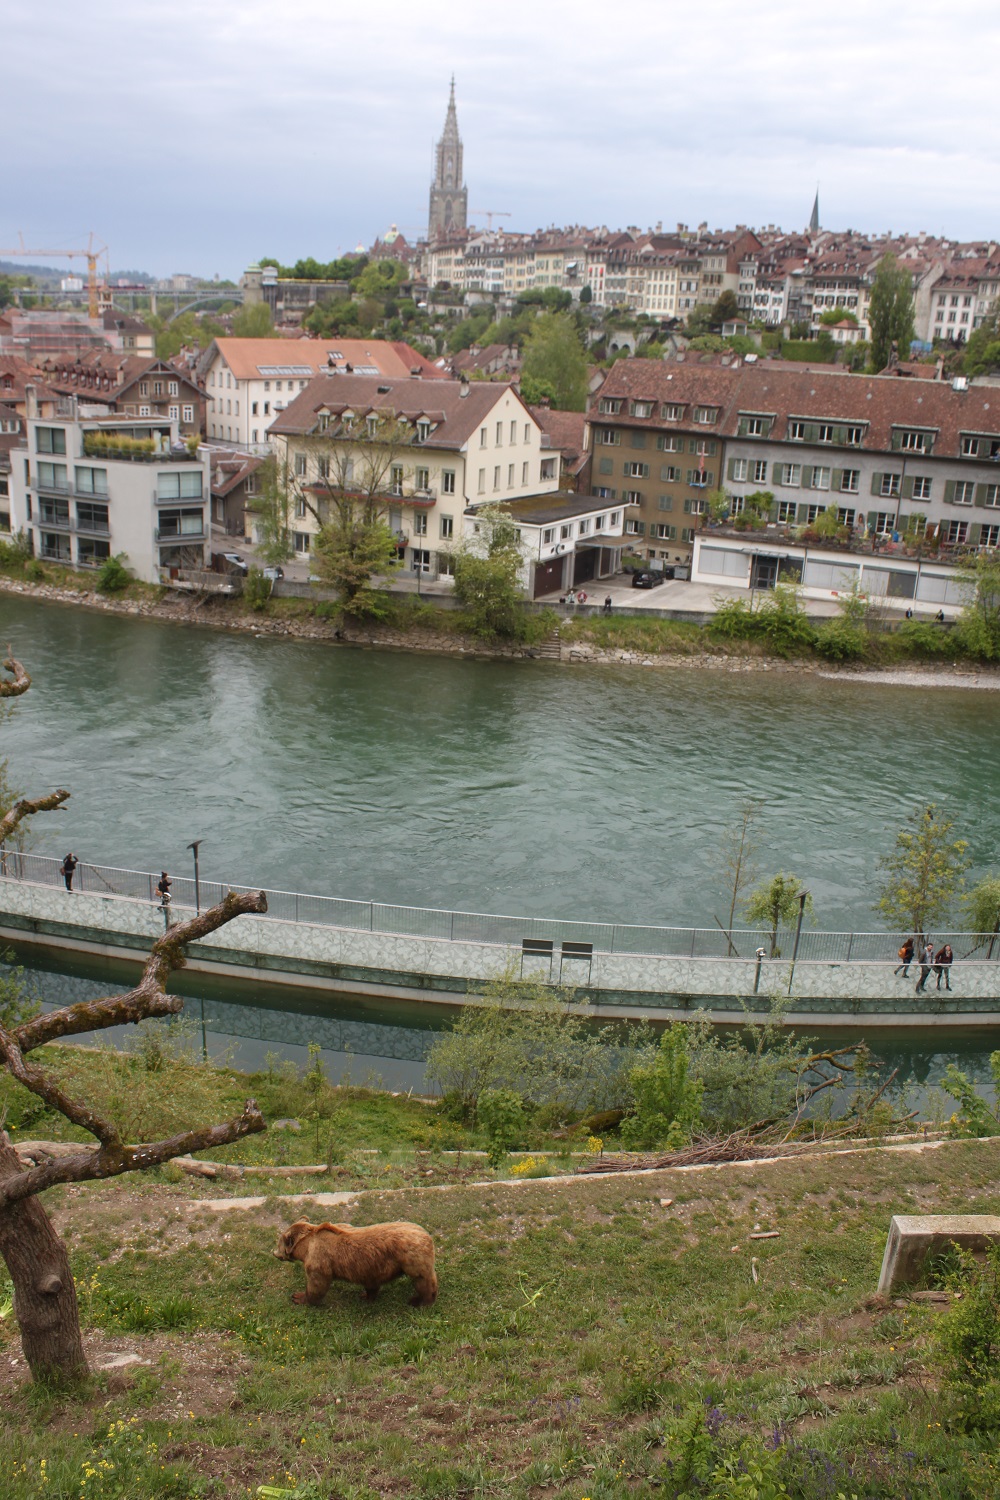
963, 311, 1000, 376
716, 797, 765, 954
868, 254, 915, 372
451, 503, 526, 639
247, 457, 293, 565
579, 283, 593, 305
710, 290, 740, 324
744, 874, 813, 958
966, 876, 1000, 957
520, 312, 588, 411
874, 804, 970, 940
231, 301, 276, 338
953, 550, 1000, 659
518, 373, 558, 407
621, 1025, 704, 1150
818, 305, 858, 326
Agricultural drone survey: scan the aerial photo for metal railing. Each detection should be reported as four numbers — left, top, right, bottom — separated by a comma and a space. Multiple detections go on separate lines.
1, 850, 998, 965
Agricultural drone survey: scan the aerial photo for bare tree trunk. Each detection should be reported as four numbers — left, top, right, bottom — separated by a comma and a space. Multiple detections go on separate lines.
0, 1135, 86, 1381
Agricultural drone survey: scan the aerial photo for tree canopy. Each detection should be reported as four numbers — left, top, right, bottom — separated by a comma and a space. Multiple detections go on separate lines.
874, 803, 969, 938
868, 254, 915, 372
520, 312, 588, 411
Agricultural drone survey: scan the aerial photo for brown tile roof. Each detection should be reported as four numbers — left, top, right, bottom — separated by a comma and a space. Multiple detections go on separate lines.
211, 454, 264, 498
528, 406, 588, 472
210, 338, 443, 381
268, 375, 530, 449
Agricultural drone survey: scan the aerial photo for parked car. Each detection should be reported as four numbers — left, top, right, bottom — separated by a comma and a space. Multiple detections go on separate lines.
215, 551, 249, 576
630, 570, 666, 589
262, 566, 284, 582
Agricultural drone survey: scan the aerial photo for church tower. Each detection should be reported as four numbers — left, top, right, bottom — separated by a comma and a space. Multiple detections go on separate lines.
428, 78, 468, 242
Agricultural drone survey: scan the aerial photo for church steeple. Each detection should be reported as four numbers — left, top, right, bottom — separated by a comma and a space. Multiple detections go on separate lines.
809, 187, 820, 235
428, 79, 468, 243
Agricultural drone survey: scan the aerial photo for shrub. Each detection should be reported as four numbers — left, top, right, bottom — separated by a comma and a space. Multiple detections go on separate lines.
935, 1244, 1000, 1433
621, 1024, 703, 1149
813, 618, 869, 660
243, 566, 272, 612
895, 619, 952, 658
24, 559, 45, 582
478, 1088, 525, 1166
96, 553, 131, 593
755, 585, 817, 657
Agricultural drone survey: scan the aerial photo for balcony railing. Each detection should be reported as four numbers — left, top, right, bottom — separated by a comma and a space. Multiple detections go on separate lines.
33, 476, 72, 494
37, 513, 71, 531
39, 545, 72, 562
76, 519, 111, 536
155, 526, 206, 542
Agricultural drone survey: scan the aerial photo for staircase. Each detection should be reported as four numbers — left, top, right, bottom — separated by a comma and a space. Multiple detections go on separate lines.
532, 628, 562, 661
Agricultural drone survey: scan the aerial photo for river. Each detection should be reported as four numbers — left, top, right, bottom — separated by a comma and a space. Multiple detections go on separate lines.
0, 594, 998, 1092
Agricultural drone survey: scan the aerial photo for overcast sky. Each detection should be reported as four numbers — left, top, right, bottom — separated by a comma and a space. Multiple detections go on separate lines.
5, 0, 999, 280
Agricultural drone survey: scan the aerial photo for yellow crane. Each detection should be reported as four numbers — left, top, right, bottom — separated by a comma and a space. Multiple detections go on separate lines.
0, 233, 109, 318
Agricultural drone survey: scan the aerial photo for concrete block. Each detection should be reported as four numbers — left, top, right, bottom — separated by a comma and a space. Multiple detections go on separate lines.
878, 1214, 1000, 1294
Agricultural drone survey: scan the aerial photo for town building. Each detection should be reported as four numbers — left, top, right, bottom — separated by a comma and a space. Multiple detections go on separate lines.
200, 337, 443, 448
240, 264, 351, 325
495, 492, 626, 597
265, 374, 560, 578
428, 79, 468, 243
8, 388, 210, 582
40, 353, 203, 438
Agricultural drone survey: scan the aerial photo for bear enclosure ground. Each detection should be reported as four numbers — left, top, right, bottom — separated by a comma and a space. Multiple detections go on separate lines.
3, 1137, 1000, 1497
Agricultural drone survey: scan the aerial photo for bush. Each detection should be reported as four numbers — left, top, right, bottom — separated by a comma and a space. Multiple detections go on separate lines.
24, 559, 45, 582
754, 585, 817, 657
243, 566, 271, 612
621, 1024, 703, 1150
813, 618, 869, 660
895, 619, 952, 659
935, 1243, 1000, 1433
478, 1088, 525, 1166
0, 533, 32, 571
96, 553, 131, 593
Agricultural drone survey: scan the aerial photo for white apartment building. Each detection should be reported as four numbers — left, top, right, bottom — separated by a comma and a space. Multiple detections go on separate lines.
202, 338, 442, 449
9, 389, 210, 584
266, 376, 561, 576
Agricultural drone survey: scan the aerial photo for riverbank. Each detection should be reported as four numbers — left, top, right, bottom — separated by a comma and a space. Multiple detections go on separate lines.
3, 569, 1000, 686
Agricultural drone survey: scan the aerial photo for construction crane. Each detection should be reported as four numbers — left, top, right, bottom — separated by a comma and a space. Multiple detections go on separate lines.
0, 232, 109, 318
470, 210, 512, 231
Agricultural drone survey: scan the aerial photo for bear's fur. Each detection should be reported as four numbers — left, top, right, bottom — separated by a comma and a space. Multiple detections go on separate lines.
274, 1218, 438, 1307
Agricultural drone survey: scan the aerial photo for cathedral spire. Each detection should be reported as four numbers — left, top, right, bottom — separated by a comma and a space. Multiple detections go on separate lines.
428, 79, 468, 243
809, 187, 820, 235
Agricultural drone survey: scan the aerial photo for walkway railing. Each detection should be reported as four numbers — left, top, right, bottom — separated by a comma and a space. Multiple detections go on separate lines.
2, 851, 997, 966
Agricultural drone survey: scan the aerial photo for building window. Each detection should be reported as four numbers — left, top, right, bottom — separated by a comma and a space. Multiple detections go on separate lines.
294, 453, 307, 477
510, 420, 517, 444
624, 519, 642, 535
732, 458, 748, 482
911, 476, 932, 500
810, 467, 831, 490
493, 465, 501, 490
789, 421, 806, 441
961, 436, 979, 456
74, 466, 108, 494
293, 532, 310, 554
294, 498, 307, 519
317, 456, 330, 479
578, 519, 590, 535
263, 402, 270, 416
524, 423, 531, 443
598, 428, 620, 445
751, 460, 767, 484
693, 407, 717, 424
980, 523, 1000, 547
442, 470, 455, 494
169, 381, 178, 397
157, 471, 203, 499
745, 417, 764, 436
837, 508, 856, 528
168, 405, 179, 421
507, 464, 515, 487
623, 490, 642, 503
873, 512, 895, 535
415, 467, 430, 491
984, 484, 1000, 508
496, 421, 503, 445
776, 500, 797, 523
954, 481, 975, 505
945, 519, 968, 545
899, 431, 927, 452
879, 473, 900, 498
440, 515, 454, 539
413, 513, 427, 536
76, 500, 109, 533
522, 461, 529, 485
391, 465, 404, 495
139, 382, 149, 397
36, 427, 67, 455
252, 402, 259, 416
625, 461, 648, 478
779, 463, 801, 487
478, 468, 486, 494
817, 424, 835, 443
657, 434, 682, 453
840, 470, 860, 494
480, 427, 487, 447
661, 404, 682, 420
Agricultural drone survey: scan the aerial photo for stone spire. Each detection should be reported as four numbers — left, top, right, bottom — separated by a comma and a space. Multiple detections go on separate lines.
428, 78, 468, 243
809, 188, 820, 235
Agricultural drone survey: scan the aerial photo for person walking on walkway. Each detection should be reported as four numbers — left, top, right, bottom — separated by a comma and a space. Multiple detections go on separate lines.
603, 594, 613, 615
156, 871, 172, 905
915, 940, 935, 993
59, 852, 78, 891
935, 943, 954, 991
894, 937, 914, 977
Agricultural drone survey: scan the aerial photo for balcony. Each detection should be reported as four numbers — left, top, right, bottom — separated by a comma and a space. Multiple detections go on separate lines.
82, 434, 197, 464
76, 518, 110, 536
156, 525, 206, 542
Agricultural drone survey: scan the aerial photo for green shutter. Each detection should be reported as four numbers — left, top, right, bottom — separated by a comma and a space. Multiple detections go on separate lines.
738, 419, 747, 436
867, 510, 877, 529
704, 470, 714, 486
641, 464, 649, 479
969, 523, 982, 544
598, 456, 613, 476
637, 521, 645, 534
683, 498, 691, 513
975, 484, 989, 508
901, 475, 914, 499
831, 469, 843, 492
630, 431, 645, 448
688, 438, 699, 454
797, 503, 810, 522
659, 496, 673, 512
667, 525, 676, 540
622, 461, 631, 476
706, 440, 717, 455
805, 423, 819, 442
871, 472, 883, 496
768, 500, 779, 522
801, 465, 813, 488
727, 458, 737, 480
944, 480, 956, 504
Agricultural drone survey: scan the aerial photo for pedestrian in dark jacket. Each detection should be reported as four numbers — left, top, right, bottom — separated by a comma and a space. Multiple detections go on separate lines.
935, 944, 954, 991
915, 940, 935, 993
894, 937, 914, 977
60, 852, 78, 891
156, 871, 172, 904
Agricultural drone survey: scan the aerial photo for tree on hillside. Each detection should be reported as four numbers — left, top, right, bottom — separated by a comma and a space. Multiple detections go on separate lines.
451, 503, 527, 639
868, 254, 915, 372
962, 311, 1000, 377
966, 875, 1000, 958
231, 301, 275, 338
874, 803, 969, 940
710, 291, 740, 324
715, 797, 765, 955
953, 549, 1000, 660
520, 312, 588, 411
0, 652, 268, 1383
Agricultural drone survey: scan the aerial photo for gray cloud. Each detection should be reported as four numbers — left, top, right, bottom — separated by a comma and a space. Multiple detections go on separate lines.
4, 0, 998, 276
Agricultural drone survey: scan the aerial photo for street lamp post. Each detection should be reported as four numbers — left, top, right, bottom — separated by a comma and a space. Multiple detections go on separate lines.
787, 890, 810, 995
187, 840, 202, 914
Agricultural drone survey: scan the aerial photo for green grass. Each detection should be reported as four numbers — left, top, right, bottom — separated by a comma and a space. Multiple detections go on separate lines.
4, 1114, 1000, 1496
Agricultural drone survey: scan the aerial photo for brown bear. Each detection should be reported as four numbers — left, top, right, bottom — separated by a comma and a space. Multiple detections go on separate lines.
274, 1219, 438, 1307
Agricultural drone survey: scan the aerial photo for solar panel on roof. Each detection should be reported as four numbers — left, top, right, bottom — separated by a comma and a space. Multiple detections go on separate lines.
256, 365, 314, 377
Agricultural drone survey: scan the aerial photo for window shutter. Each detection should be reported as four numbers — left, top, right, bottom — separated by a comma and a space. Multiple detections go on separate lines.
866, 510, 877, 529
622, 460, 631, 476
598, 456, 613, 475
870, 472, 883, 496
801, 465, 813, 488
805, 423, 819, 442
637, 520, 646, 534
969, 523, 982, 544
704, 470, 714, 485
975, 484, 989, 508
901, 475, 914, 499
768, 499, 779, 522
797, 503, 810, 522
727, 458, 737, 480
667, 525, 676, 540
688, 438, 699, 454
683, 498, 691, 513
659, 496, 673, 512
631, 431, 645, 449
738, 419, 747, 437
831, 469, 843, 491
641, 464, 649, 478
943, 480, 956, 504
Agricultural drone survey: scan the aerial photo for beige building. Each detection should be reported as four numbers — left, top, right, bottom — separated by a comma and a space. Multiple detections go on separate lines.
266, 375, 560, 577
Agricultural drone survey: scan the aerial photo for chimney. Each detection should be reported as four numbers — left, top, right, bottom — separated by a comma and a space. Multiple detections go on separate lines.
459, 373, 470, 397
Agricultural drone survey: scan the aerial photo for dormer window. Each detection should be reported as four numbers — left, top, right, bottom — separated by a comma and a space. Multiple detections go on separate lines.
317, 413, 330, 433
693, 406, 718, 425
661, 404, 683, 421
416, 419, 431, 442
599, 398, 622, 415
367, 416, 379, 436
630, 400, 653, 418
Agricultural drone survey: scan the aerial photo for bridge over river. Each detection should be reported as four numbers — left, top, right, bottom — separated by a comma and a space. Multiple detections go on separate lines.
2, 853, 998, 1030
